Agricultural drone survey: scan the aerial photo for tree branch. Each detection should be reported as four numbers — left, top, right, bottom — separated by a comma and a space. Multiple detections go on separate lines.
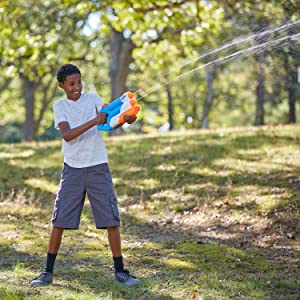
0, 78, 13, 93
35, 75, 57, 130
195, 0, 202, 22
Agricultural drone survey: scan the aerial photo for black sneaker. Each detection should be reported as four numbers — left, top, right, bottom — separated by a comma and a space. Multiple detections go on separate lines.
115, 270, 141, 287
30, 271, 53, 287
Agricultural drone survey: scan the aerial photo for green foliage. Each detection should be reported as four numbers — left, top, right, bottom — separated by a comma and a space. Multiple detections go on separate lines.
0, 0, 299, 140
0, 125, 299, 299
0, 0, 108, 140
0, 122, 23, 143
38, 123, 62, 141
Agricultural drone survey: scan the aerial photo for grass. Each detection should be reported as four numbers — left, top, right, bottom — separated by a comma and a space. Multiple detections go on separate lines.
0, 124, 299, 299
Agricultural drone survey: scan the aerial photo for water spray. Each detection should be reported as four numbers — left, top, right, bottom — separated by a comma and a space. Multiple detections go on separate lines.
134, 20, 300, 101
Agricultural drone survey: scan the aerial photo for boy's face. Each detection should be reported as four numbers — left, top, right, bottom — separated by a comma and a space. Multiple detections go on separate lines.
59, 73, 82, 101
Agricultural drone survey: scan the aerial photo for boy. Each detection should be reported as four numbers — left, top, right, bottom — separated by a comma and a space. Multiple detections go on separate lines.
30, 64, 141, 287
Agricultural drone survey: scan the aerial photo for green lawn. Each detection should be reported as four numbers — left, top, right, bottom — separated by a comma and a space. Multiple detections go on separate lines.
0, 125, 299, 299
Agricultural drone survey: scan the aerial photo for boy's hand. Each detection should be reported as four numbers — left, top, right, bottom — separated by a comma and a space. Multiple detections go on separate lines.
95, 112, 108, 125
123, 114, 137, 124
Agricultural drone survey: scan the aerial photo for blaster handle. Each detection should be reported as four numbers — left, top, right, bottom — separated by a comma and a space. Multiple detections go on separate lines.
97, 103, 110, 131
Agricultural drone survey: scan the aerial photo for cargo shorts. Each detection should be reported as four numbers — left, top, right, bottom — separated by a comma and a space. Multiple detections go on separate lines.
51, 163, 120, 229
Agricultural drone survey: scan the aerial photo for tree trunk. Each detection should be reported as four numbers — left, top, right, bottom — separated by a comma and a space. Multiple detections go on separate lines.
282, 2, 299, 123
254, 18, 268, 126
283, 30, 297, 123
255, 63, 265, 126
286, 67, 297, 124
109, 29, 135, 135
21, 75, 37, 141
0, 78, 12, 93
166, 84, 174, 130
109, 28, 135, 100
200, 64, 216, 128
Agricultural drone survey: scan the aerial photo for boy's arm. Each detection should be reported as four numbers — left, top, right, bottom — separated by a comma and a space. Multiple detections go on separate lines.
58, 113, 107, 142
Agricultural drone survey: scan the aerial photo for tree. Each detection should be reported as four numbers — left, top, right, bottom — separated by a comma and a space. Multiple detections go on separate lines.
201, 63, 217, 128
1, 0, 298, 139
281, 1, 300, 123
0, 0, 104, 140
108, 0, 226, 130
224, 0, 300, 126
109, 28, 135, 100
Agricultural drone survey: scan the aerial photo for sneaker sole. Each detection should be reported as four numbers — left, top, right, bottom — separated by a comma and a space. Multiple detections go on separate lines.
115, 279, 141, 287
31, 281, 53, 288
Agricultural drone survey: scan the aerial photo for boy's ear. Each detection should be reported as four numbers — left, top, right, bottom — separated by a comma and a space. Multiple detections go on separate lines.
58, 82, 64, 89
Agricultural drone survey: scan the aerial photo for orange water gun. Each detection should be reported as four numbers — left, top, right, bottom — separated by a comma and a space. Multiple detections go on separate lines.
97, 91, 140, 131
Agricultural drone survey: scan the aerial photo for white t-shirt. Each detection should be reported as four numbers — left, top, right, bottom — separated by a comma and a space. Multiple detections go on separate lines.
53, 92, 108, 168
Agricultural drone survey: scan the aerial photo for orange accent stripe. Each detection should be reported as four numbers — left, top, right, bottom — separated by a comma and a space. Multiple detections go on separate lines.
119, 105, 140, 124
127, 92, 135, 99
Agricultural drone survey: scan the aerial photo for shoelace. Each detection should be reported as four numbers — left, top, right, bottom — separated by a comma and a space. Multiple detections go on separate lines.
35, 272, 51, 281
116, 270, 136, 281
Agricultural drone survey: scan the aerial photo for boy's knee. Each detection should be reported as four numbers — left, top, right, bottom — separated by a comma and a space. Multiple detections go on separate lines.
52, 227, 64, 233
107, 226, 120, 231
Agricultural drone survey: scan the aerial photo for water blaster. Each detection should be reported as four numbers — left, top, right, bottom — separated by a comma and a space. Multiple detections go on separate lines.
97, 91, 140, 131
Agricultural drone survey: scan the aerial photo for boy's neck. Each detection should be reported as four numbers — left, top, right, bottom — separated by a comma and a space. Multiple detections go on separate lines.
67, 92, 82, 101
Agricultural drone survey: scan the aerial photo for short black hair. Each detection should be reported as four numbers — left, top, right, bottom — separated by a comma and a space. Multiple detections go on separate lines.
56, 64, 81, 83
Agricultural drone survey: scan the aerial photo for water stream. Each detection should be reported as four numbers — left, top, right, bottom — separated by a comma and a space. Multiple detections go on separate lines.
135, 20, 300, 101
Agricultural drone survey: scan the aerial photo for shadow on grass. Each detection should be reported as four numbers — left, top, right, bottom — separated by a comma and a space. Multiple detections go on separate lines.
1, 129, 300, 214
0, 245, 38, 272
0, 244, 175, 299
118, 212, 299, 299
0, 211, 298, 299
0, 128, 299, 298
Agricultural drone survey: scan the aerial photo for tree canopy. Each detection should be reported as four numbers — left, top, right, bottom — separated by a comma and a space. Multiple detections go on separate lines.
0, 0, 299, 141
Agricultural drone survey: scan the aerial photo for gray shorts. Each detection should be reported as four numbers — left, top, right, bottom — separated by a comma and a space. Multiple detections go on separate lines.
51, 163, 120, 229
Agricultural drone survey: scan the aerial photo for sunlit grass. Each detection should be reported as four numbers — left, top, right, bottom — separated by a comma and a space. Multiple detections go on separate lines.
0, 125, 299, 299
25, 178, 57, 194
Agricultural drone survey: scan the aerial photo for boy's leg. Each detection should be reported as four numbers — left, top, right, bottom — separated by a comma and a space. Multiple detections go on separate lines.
86, 164, 140, 286
46, 227, 64, 272
108, 226, 122, 257
108, 226, 141, 286
48, 227, 64, 253
108, 226, 124, 272
31, 227, 64, 287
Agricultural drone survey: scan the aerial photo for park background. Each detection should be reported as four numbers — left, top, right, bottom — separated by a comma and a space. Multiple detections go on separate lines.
0, 1, 299, 300
0, 0, 299, 141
